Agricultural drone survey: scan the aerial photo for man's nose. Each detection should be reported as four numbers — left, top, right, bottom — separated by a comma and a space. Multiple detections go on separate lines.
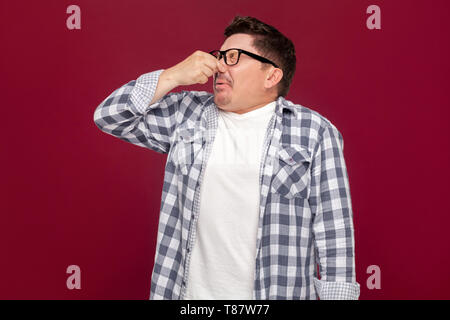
217, 57, 227, 73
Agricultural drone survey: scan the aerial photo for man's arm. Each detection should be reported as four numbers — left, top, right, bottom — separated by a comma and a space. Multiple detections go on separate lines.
93, 69, 180, 154
310, 124, 360, 300
93, 51, 223, 154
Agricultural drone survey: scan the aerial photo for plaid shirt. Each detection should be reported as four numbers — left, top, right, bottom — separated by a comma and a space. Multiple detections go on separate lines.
93, 70, 360, 300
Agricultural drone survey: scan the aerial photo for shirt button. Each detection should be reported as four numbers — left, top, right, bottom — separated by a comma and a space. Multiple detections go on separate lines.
191, 214, 195, 219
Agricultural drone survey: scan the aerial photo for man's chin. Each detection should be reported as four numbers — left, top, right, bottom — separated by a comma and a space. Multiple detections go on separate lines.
213, 92, 231, 107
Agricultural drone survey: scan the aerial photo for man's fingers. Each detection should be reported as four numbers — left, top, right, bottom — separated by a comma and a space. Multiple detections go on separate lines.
195, 50, 226, 75
202, 65, 215, 78
185, 50, 226, 85
202, 57, 220, 74
198, 73, 209, 84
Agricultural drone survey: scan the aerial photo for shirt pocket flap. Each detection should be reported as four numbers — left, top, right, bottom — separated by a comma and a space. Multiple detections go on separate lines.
172, 127, 204, 175
177, 127, 203, 143
278, 146, 311, 166
272, 146, 312, 199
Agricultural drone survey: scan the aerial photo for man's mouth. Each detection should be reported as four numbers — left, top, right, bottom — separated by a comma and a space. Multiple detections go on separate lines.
215, 80, 232, 89
216, 82, 230, 87
214, 74, 232, 89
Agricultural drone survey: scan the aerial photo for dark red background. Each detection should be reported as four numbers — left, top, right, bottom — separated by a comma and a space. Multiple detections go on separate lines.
2, 0, 449, 299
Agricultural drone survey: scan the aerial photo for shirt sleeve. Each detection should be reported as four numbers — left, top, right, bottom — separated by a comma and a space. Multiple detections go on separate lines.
309, 124, 360, 300
93, 69, 187, 154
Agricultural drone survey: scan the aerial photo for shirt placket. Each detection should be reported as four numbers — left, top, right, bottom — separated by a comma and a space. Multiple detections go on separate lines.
179, 103, 218, 299
253, 102, 284, 299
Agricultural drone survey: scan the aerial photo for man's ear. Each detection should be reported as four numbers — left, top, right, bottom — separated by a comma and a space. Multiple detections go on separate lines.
264, 68, 283, 89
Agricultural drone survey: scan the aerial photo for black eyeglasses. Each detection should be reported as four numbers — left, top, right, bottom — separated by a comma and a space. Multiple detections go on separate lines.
209, 48, 279, 68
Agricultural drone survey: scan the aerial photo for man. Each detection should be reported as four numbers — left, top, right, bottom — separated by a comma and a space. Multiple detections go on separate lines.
93, 16, 360, 300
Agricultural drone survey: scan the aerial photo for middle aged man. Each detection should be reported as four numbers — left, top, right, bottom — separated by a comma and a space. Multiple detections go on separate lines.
93, 15, 360, 300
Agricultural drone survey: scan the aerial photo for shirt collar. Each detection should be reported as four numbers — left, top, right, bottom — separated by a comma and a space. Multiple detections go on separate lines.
276, 96, 298, 117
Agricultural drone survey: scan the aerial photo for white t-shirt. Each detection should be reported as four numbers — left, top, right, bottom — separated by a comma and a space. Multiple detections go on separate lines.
184, 101, 276, 299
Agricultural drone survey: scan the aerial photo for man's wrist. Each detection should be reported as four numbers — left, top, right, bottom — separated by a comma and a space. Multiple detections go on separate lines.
160, 67, 179, 90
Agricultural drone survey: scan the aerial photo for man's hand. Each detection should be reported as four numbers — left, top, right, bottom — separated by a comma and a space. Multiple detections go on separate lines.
164, 50, 225, 86
148, 50, 225, 105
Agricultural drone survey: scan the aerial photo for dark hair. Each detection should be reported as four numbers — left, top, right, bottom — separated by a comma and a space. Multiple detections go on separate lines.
224, 16, 296, 97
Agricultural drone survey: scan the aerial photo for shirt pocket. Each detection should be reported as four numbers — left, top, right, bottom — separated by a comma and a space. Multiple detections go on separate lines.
271, 146, 312, 199
172, 127, 204, 175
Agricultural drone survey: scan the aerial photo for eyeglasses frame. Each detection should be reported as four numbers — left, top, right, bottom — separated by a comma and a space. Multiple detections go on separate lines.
209, 48, 279, 69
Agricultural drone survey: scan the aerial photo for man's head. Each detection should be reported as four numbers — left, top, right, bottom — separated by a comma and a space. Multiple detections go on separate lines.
212, 16, 296, 114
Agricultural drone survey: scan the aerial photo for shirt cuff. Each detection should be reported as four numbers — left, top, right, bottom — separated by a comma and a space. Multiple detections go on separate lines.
129, 69, 164, 114
313, 277, 360, 300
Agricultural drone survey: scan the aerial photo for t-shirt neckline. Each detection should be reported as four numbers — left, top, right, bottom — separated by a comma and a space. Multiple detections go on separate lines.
219, 101, 276, 120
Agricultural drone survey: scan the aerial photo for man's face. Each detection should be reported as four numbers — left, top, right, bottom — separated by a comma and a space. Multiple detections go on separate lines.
213, 33, 270, 113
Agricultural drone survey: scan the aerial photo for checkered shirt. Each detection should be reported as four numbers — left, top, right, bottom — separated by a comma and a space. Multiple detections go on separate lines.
93, 69, 360, 300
